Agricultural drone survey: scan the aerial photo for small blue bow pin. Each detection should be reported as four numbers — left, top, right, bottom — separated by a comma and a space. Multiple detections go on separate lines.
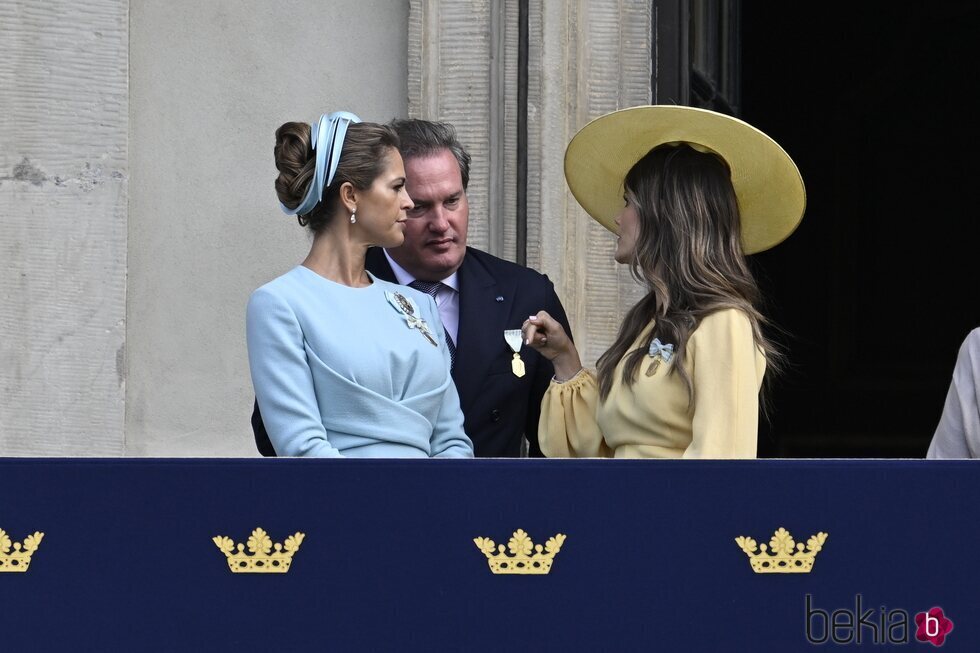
646, 338, 674, 376
648, 338, 674, 362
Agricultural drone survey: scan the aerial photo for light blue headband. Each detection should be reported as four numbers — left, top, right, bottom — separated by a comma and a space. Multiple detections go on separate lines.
280, 110, 362, 216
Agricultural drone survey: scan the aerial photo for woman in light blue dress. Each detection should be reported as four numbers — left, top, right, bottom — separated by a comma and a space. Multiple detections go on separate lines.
246, 111, 473, 458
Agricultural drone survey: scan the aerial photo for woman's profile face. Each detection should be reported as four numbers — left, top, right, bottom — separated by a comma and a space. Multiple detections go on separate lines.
354, 148, 414, 248
613, 194, 641, 264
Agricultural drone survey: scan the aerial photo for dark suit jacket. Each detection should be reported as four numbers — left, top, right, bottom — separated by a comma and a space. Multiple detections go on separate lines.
252, 246, 571, 457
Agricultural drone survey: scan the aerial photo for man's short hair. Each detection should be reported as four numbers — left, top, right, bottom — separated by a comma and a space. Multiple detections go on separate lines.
388, 118, 471, 190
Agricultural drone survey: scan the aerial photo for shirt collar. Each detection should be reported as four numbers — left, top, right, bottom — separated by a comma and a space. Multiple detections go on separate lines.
383, 249, 459, 292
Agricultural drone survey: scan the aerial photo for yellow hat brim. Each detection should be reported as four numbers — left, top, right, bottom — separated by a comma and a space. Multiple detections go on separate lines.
563, 105, 806, 255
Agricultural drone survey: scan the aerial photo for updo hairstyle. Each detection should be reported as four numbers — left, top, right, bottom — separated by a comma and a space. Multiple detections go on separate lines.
274, 121, 400, 232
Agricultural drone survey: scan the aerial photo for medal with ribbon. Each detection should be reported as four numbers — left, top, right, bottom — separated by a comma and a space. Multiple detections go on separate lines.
503, 329, 526, 378
386, 291, 438, 347
645, 337, 674, 376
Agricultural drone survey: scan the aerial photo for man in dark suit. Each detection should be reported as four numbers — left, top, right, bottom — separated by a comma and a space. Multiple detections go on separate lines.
253, 118, 571, 457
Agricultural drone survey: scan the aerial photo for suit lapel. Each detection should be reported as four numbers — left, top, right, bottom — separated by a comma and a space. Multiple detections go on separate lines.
454, 250, 511, 409
365, 247, 398, 283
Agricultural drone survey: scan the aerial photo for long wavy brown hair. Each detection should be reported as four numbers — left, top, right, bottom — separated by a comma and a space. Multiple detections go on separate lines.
595, 143, 782, 406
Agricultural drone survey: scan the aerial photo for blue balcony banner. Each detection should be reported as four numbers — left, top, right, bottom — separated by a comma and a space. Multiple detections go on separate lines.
0, 459, 975, 650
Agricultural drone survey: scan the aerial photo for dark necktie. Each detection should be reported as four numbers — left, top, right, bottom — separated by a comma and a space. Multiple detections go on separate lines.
408, 280, 456, 369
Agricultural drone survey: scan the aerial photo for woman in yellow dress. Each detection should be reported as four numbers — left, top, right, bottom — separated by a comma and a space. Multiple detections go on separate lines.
523, 105, 805, 458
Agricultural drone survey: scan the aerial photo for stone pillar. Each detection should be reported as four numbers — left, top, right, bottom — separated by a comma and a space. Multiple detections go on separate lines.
409, 0, 520, 258
0, 1, 129, 454
533, 0, 652, 368
409, 0, 652, 367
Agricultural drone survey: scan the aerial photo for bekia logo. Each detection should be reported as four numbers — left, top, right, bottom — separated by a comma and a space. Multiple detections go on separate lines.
806, 595, 954, 646
915, 608, 954, 647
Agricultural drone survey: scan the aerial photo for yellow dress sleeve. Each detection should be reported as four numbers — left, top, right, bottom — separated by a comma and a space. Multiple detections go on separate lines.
538, 370, 612, 458
683, 309, 764, 459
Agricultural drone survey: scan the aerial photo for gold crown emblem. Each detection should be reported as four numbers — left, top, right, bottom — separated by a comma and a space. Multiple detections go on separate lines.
474, 529, 566, 575
0, 528, 44, 573
735, 527, 828, 574
213, 528, 305, 574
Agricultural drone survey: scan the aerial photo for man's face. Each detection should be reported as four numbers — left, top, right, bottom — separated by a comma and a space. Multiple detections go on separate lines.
385, 149, 469, 280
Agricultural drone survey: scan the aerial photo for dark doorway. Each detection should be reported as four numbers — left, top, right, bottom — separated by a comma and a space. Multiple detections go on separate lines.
741, 4, 980, 457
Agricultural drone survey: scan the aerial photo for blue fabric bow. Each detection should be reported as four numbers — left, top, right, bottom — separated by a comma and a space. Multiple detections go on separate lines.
648, 338, 674, 362
280, 110, 361, 216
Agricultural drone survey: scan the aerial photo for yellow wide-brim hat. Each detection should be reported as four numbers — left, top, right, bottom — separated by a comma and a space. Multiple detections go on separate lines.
564, 105, 806, 254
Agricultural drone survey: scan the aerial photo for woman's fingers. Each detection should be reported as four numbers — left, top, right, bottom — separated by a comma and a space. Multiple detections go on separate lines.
522, 311, 553, 345
523, 311, 582, 374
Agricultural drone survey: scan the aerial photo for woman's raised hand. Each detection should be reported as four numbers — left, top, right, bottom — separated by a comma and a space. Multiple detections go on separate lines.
522, 311, 583, 382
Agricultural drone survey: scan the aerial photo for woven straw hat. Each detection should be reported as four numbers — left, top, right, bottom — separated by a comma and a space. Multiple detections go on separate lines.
564, 105, 806, 254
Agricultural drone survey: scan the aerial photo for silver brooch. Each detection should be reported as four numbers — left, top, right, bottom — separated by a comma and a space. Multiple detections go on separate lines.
385, 291, 438, 346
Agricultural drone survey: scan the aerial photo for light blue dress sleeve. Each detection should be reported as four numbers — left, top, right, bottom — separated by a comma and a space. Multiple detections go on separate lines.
420, 294, 474, 458
246, 286, 344, 457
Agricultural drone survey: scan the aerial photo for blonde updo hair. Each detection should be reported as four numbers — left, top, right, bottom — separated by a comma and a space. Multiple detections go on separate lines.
274, 120, 400, 232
